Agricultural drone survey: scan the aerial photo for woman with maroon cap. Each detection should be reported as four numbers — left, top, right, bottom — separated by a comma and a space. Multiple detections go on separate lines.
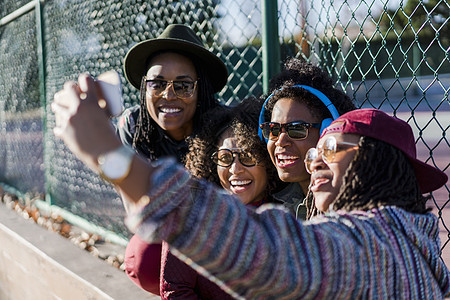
53, 70, 449, 300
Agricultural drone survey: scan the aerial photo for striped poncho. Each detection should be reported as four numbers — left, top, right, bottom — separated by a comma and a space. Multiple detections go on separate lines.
127, 158, 450, 299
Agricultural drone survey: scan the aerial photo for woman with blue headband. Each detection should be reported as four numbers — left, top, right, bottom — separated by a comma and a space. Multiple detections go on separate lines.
259, 58, 356, 218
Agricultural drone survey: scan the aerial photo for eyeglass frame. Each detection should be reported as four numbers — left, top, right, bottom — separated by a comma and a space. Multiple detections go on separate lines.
144, 76, 199, 99
259, 121, 321, 141
304, 136, 359, 174
211, 148, 259, 167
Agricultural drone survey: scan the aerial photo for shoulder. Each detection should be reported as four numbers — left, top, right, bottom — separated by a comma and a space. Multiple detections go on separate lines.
272, 183, 306, 219
116, 105, 141, 145
118, 105, 140, 130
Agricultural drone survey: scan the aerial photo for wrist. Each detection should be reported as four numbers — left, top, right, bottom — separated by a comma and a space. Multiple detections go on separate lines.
97, 144, 135, 183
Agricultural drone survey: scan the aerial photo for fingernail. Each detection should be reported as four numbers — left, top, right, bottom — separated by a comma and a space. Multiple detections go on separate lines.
79, 76, 88, 92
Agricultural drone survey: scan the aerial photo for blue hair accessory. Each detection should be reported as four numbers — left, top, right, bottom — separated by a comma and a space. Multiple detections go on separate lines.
258, 85, 340, 143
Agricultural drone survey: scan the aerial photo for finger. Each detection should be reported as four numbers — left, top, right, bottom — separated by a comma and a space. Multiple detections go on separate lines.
78, 73, 97, 99
79, 73, 110, 114
63, 80, 78, 91
51, 102, 70, 129
53, 89, 71, 107
51, 101, 69, 115
53, 126, 63, 138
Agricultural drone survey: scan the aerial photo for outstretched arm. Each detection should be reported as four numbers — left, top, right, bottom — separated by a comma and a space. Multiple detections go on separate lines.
52, 73, 367, 299
52, 73, 152, 203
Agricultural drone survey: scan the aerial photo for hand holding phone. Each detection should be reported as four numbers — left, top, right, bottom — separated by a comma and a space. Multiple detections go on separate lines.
96, 71, 124, 117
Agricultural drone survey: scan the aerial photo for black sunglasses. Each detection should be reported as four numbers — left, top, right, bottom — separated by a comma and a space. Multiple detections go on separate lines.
259, 121, 321, 141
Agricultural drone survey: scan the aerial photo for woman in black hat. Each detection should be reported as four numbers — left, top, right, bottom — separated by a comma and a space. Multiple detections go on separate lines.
118, 24, 228, 295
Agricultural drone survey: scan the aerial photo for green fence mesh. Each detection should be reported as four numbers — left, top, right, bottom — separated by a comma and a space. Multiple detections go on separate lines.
0, 0, 448, 258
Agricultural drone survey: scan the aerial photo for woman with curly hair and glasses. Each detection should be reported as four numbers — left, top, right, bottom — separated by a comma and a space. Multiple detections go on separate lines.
159, 97, 283, 299
116, 24, 228, 295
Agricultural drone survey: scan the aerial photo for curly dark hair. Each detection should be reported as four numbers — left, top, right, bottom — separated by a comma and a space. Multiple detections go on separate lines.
132, 51, 220, 160
306, 136, 431, 219
185, 97, 282, 198
263, 57, 356, 123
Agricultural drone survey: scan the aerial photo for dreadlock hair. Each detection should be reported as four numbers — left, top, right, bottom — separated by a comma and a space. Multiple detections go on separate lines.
263, 57, 356, 122
185, 97, 282, 198
306, 136, 431, 219
132, 51, 219, 160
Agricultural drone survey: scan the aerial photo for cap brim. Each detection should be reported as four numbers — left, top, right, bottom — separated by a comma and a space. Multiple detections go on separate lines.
410, 158, 448, 193
124, 39, 228, 93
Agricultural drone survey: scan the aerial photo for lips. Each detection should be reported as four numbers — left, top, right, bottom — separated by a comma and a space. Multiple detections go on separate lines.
310, 173, 331, 192
276, 153, 299, 168
229, 179, 252, 193
159, 106, 182, 114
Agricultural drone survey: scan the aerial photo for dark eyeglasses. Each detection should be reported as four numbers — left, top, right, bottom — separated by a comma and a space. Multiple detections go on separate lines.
259, 121, 321, 141
304, 136, 359, 174
145, 78, 198, 98
211, 148, 258, 167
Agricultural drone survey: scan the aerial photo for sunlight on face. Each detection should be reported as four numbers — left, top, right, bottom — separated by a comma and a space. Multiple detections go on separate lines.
217, 129, 268, 205
308, 133, 360, 212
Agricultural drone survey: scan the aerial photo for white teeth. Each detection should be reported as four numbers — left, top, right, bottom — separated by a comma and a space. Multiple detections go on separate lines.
230, 180, 252, 186
160, 107, 181, 113
277, 154, 298, 160
313, 178, 329, 186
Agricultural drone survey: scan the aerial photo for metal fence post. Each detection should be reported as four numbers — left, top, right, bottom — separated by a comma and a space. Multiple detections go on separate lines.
261, 0, 280, 94
35, 0, 50, 204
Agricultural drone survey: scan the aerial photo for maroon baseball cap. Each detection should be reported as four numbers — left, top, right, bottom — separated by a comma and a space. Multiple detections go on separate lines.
321, 109, 447, 193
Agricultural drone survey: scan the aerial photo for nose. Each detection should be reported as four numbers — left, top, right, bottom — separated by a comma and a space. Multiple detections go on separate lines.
162, 82, 177, 100
275, 128, 291, 147
309, 154, 327, 173
229, 157, 244, 174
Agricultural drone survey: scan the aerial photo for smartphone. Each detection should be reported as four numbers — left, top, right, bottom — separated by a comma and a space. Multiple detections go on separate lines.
96, 71, 124, 117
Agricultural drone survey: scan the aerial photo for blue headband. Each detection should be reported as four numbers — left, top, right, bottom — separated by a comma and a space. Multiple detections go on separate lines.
258, 85, 340, 143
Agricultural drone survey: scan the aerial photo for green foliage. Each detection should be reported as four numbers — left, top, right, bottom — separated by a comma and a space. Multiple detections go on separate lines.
378, 0, 449, 43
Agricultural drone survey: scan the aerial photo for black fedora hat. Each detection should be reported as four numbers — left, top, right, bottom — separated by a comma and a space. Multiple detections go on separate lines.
123, 24, 228, 93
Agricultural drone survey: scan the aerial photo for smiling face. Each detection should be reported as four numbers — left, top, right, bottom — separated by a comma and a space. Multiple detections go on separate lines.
309, 132, 360, 212
216, 129, 268, 205
267, 98, 321, 193
145, 52, 198, 141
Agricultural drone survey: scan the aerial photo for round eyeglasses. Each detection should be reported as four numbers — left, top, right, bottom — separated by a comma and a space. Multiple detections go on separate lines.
260, 121, 321, 141
145, 77, 198, 98
304, 136, 359, 174
211, 148, 258, 167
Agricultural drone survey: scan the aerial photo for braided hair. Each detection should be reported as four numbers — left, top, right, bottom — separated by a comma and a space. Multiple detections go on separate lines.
132, 52, 219, 160
306, 136, 430, 219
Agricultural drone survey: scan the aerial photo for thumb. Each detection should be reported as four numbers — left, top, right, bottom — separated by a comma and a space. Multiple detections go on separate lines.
78, 73, 98, 103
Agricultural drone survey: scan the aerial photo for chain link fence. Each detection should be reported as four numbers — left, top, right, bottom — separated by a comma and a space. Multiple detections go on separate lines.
0, 0, 448, 257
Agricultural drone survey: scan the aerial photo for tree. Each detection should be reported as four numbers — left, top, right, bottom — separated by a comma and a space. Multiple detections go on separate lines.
378, 0, 449, 43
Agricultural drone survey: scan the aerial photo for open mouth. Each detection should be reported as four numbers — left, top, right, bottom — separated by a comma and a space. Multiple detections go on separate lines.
230, 179, 252, 192
159, 106, 182, 114
276, 154, 299, 167
310, 177, 330, 192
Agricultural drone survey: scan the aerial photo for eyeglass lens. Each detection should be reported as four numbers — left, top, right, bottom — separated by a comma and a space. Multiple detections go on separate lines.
146, 79, 196, 98
213, 149, 257, 167
304, 137, 358, 174
262, 122, 309, 141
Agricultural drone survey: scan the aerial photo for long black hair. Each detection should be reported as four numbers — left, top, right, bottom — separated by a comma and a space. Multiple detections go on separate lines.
132, 52, 220, 160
